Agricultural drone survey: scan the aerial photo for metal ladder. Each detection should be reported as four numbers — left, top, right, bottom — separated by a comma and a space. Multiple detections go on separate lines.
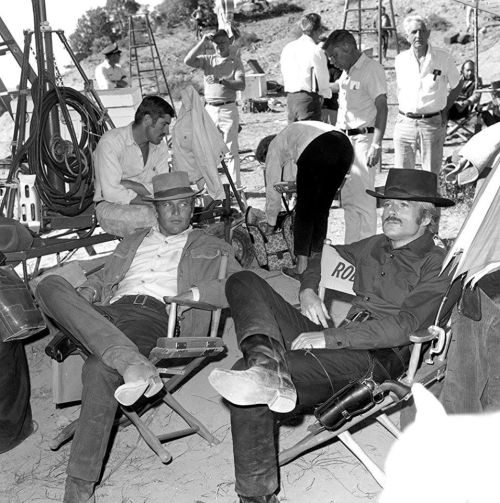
0, 16, 38, 118
342, 0, 399, 64
128, 14, 175, 110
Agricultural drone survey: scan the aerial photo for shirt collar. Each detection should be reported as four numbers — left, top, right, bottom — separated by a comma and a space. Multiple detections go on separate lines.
376, 231, 436, 260
124, 123, 136, 147
149, 226, 192, 242
349, 52, 367, 74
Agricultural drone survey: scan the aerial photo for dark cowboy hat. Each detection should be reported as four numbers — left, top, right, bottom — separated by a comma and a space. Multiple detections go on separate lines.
102, 43, 121, 57
0, 217, 33, 253
143, 172, 202, 202
491, 80, 500, 92
366, 169, 455, 207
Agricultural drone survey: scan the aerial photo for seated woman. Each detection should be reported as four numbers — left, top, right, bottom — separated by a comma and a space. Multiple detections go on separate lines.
255, 121, 354, 279
448, 60, 482, 121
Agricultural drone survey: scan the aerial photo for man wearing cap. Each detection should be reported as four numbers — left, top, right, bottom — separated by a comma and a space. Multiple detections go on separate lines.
480, 80, 500, 127
394, 15, 461, 174
208, 169, 454, 503
323, 29, 388, 244
280, 13, 331, 123
184, 29, 245, 187
94, 95, 174, 237
36, 172, 241, 502
95, 42, 128, 90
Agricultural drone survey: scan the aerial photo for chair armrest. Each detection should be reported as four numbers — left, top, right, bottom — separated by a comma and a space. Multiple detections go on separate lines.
163, 296, 219, 311
409, 325, 442, 343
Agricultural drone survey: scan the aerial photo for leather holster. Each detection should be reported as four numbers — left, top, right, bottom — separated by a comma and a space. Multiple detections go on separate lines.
314, 379, 384, 431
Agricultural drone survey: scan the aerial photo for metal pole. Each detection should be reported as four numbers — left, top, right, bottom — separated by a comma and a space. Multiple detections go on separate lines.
33, 0, 64, 193
474, 0, 479, 84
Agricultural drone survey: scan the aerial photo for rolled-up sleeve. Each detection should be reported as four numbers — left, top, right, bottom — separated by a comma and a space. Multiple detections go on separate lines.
94, 136, 136, 204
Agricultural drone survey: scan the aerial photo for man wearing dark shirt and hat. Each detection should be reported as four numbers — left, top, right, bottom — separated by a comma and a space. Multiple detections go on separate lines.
209, 169, 454, 503
95, 42, 128, 90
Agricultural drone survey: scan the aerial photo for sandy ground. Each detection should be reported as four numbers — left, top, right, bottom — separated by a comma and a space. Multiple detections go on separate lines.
0, 103, 470, 503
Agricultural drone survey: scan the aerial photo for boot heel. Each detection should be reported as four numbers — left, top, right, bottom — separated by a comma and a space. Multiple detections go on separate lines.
268, 389, 296, 413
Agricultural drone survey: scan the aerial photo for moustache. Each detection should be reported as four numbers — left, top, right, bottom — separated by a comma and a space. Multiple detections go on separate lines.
384, 217, 402, 224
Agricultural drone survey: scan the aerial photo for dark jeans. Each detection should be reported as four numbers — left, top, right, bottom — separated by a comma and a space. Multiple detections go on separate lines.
226, 271, 409, 497
0, 340, 32, 453
286, 91, 322, 123
36, 276, 169, 482
440, 289, 500, 414
294, 131, 354, 256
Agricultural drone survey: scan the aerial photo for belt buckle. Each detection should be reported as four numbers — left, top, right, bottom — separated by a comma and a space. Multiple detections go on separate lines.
134, 295, 147, 306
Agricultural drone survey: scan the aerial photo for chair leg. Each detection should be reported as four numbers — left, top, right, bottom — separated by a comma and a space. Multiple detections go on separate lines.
376, 413, 401, 439
162, 391, 220, 445
120, 408, 173, 464
338, 431, 386, 488
50, 420, 78, 450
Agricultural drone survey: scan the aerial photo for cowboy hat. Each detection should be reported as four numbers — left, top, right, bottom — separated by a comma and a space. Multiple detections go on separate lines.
0, 217, 34, 253
366, 169, 455, 207
143, 172, 201, 202
102, 42, 121, 57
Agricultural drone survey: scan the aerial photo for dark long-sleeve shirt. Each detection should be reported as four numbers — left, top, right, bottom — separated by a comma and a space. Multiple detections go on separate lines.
301, 232, 452, 350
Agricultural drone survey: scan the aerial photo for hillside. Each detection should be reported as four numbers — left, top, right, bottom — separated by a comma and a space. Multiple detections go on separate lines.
60, 0, 500, 96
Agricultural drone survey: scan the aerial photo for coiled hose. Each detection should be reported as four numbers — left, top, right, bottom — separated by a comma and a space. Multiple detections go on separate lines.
27, 85, 107, 216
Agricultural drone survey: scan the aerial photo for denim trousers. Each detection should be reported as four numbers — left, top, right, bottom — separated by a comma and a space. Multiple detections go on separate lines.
393, 114, 445, 174
226, 271, 409, 497
286, 92, 322, 123
440, 289, 500, 414
205, 102, 241, 187
37, 276, 168, 482
340, 133, 377, 244
95, 201, 157, 238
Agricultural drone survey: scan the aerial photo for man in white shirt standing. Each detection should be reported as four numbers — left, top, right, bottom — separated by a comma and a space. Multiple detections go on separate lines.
94, 95, 174, 237
394, 15, 461, 174
184, 29, 246, 187
324, 29, 388, 244
94, 43, 128, 90
280, 13, 331, 123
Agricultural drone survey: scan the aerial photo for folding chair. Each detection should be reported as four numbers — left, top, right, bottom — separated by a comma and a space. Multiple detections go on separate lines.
446, 109, 481, 143
278, 241, 462, 487
44, 252, 228, 465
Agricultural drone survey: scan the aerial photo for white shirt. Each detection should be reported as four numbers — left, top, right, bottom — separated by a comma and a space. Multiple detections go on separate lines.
95, 60, 127, 90
93, 123, 170, 204
395, 43, 460, 114
280, 34, 331, 98
265, 121, 343, 225
336, 53, 387, 129
110, 228, 190, 303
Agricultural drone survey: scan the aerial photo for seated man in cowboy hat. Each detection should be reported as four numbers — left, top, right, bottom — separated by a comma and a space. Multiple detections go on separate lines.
35, 172, 241, 502
208, 168, 454, 503
95, 42, 128, 90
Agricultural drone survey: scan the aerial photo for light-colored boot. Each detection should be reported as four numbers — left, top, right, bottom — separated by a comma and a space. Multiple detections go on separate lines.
209, 335, 296, 413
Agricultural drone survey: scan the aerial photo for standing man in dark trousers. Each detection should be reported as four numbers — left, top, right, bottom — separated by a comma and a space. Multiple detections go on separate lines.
394, 15, 461, 174
280, 13, 331, 123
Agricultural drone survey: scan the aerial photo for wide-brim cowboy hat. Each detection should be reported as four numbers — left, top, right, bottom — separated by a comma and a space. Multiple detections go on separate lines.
0, 217, 34, 253
143, 172, 202, 202
102, 42, 121, 56
366, 168, 455, 207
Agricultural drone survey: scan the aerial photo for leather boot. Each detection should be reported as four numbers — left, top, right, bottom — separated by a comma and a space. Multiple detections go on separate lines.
239, 495, 279, 503
63, 475, 95, 503
101, 347, 163, 406
209, 334, 296, 413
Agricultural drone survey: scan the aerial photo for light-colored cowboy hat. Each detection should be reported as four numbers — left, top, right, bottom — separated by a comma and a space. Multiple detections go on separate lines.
143, 172, 202, 202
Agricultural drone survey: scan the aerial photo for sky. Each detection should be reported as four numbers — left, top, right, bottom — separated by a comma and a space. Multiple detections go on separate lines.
0, 0, 157, 89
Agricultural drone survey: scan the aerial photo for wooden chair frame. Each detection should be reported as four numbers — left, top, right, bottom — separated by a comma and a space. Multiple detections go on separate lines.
45, 252, 229, 465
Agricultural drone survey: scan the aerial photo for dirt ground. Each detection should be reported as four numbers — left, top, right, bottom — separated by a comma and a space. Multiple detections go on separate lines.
1, 0, 497, 500
0, 103, 470, 503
